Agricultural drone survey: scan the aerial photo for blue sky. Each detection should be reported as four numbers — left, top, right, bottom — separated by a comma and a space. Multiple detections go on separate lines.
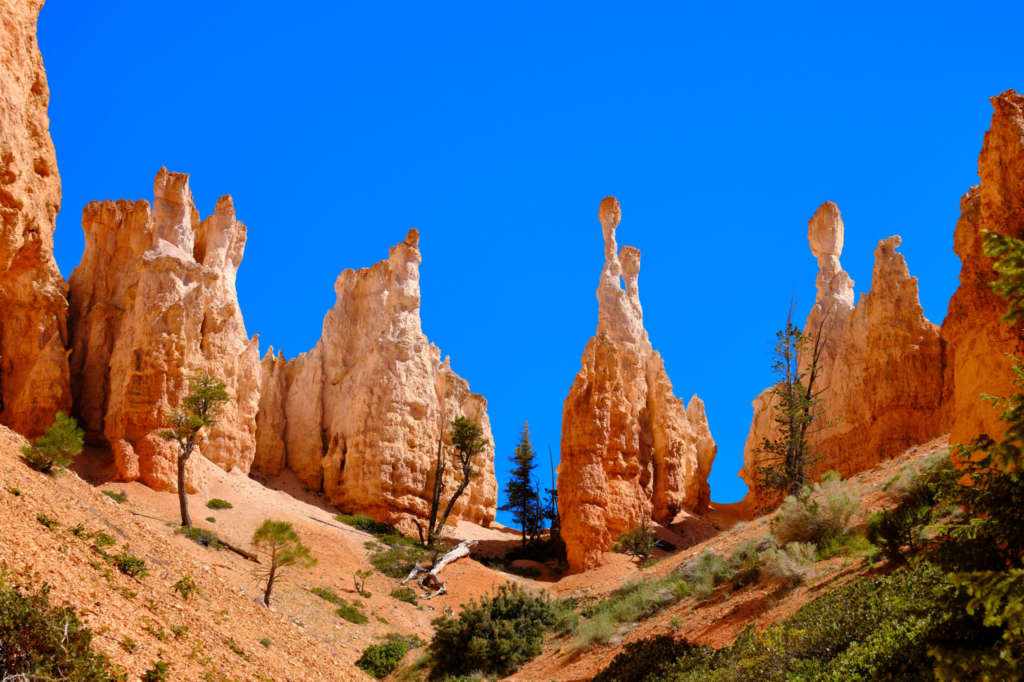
39, 1, 1023, 526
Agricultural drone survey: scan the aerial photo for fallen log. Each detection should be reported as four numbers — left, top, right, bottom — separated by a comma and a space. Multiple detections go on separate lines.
402, 540, 476, 595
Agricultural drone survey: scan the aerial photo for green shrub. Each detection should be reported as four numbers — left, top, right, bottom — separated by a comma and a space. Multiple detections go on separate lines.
356, 640, 410, 679
206, 498, 233, 510
576, 610, 616, 646
430, 583, 568, 677
142, 660, 170, 681
21, 411, 84, 473
760, 542, 816, 587
336, 602, 369, 624
613, 521, 656, 561
171, 624, 188, 639
678, 550, 732, 599
370, 541, 429, 579
173, 575, 197, 600
727, 540, 760, 587
6, 486, 21, 496
102, 489, 128, 504
112, 547, 147, 578
259, 637, 271, 648
309, 586, 344, 605
772, 476, 858, 548
817, 531, 873, 560
36, 513, 58, 531
391, 586, 418, 603
176, 525, 222, 550
91, 531, 116, 548
0, 576, 118, 680
335, 513, 398, 536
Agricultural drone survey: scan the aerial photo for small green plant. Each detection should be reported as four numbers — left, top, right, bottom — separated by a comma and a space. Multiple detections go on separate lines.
771, 475, 859, 548
670, 615, 683, 631
613, 520, 657, 561
69, 523, 86, 537
678, 550, 732, 599
226, 638, 247, 658
760, 541, 816, 587
259, 637, 272, 648
205, 516, 216, 523
309, 586, 344, 605
354, 568, 373, 597
727, 539, 761, 587
142, 660, 170, 681
91, 531, 116, 548
112, 547, 148, 578
171, 624, 188, 639
369, 540, 429, 579
206, 498, 233, 510
119, 635, 138, 652
335, 513, 398, 535
336, 602, 369, 624
142, 619, 170, 642
176, 525, 222, 549
391, 586, 418, 603
356, 640, 410, 679
102, 489, 128, 504
6, 486, 21, 496
21, 411, 84, 473
36, 513, 59, 531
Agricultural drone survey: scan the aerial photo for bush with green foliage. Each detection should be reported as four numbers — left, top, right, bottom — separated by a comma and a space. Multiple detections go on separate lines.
578, 572, 690, 647
391, 586, 418, 603
206, 498, 233, 510
175, 525, 222, 549
677, 550, 732, 599
142, 660, 170, 681
91, 531, 116, 548
337, 602, 369, 624
21, 411, 84, 473
429, 583, 572, 678
356, 639, 410, 679
727, 539, 761, 587
760, 541, 816, 588
368, 538, 430, 579
112, 547, 148, 578
771, 475, 858, 548
36, 513, 58, 531
0, 575, 119, 680
102, 489, 128, 504
173, 575, 197, 600
613, 520, 656, 561
335, 513, 398, 535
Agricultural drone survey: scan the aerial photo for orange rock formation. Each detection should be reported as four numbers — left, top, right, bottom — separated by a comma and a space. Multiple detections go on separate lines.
68, 169, 260, 491
254, 229, 497, 529
942, 90, 1024, 447
559, 197, 716, 572
0, 0, 71, 435
740, 202, 946, 509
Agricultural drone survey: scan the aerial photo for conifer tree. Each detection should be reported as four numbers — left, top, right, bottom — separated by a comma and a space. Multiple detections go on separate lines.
499, 423, 540, 547
252, 520, 316, 606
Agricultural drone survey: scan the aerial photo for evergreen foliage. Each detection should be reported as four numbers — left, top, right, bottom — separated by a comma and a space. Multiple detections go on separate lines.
21, 411, 84, 473
418, 416, 488, 547
160, 372, 229, 528
356, 639, 410, 679
499, 422, 542, 546
613, 520, 656, 561
252, 520, 315, 605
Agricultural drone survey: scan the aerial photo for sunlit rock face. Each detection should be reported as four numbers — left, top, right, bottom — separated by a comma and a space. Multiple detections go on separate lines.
558, 197, 716, 572
68, 169, 260, 491
740, 202, 946, 509
942, 90, 1024, 448
253, 229, 498, 530
0, 0, 71, 436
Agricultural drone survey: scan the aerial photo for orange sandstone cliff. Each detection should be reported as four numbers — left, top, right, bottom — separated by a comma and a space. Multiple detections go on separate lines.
67, 169, 261, 491
0, 0, 71, 435
558, 197, 716, 572
740, 202, 946, 509
253, 229, 498, 529
942, 90, 1024, 447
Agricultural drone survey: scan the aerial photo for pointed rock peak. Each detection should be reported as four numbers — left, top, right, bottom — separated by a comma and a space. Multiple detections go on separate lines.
404, 228, 420, 247
152, 167, 195, 250
808, 200, 843, 259
214, 195, 235, 216
596, 197, 645, 343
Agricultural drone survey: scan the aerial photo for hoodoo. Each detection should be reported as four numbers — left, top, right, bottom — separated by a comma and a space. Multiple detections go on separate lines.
68, 169, 260, 491
740, 202, 945, 509
558, 197, 716, 572
253, 229, 498, 530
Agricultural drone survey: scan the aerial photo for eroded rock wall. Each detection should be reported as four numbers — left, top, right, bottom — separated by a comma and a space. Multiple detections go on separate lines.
254, 229, 498, 529
942, 90, 1024, 447
0, 0, 71, 435
740, 203, 946, 509
68, 169, 260, 491
558, 197, 716, 572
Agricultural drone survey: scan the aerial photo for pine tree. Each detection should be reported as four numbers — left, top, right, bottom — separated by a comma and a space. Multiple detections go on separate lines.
21, 412, 84, 473
160, 372, 229, 528
252, 520, 316, 606
499, 422, 540, 547
418, 416, 489, 547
